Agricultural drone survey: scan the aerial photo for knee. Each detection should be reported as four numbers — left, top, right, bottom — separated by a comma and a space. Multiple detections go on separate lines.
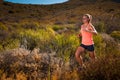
75, 52, 79, 58
75, 48, 82, 58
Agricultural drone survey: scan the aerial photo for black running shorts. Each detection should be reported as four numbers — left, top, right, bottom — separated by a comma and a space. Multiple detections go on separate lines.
80, 44, 94, 51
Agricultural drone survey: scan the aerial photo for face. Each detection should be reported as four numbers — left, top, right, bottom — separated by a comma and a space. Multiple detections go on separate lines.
82, 16, 89, 23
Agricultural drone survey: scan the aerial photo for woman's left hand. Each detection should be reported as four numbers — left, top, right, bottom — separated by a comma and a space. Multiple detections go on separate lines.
84, 27, 98, 35
83, 27, 92, 32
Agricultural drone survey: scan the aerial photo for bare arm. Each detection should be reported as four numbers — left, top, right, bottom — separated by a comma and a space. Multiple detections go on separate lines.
84, 24, 98, 35
78, 26, 82, 37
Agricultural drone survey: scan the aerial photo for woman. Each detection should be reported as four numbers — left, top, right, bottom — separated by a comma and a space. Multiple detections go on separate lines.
75, 14, 98, 70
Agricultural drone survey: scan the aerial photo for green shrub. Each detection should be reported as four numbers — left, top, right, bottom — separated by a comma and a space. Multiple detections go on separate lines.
115, 12, 120, 18
101, 33, 119, 54
20, 22, 41, 30
110, 31, 120, 40
0, 45, 3, 51
67, 19, 75, 24
93, 34, 106, 56
19, 27, 79, 62
0, 22, 8, 31
19, 28, 55, 51
0, 39, 20, 51
93, 33, 119, 56
95, 22, 106, 33
65, 24, 77, 30
2, 39, 20, 50
53, 33, 79, 62
52, 25, 64, 31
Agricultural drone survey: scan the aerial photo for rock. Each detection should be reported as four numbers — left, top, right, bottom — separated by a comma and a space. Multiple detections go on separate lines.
101, 33, 115, 43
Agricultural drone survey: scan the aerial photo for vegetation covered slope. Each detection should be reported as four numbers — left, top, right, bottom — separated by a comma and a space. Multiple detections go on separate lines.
0, 0, 120, 32
0, 0, 120, 80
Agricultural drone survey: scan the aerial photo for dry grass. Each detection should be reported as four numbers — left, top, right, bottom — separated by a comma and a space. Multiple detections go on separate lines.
0, 48, 63, 80
79, 53, 120, 80
0, 48, 120, 80
0, 0, 120, 79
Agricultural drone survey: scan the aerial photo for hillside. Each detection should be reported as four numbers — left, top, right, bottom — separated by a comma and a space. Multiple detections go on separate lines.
0, 0, 120, 80
0, 0, 120, 33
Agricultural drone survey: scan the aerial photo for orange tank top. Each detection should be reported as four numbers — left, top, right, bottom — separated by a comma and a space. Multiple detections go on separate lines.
80, 25, 94, 45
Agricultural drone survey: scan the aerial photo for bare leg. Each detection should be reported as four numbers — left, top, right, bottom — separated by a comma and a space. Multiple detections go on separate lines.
75, 46, 85, 66
89, 51, 96, 62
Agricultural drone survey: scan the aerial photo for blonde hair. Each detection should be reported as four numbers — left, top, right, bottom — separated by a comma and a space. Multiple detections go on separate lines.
84, 14, 92, 23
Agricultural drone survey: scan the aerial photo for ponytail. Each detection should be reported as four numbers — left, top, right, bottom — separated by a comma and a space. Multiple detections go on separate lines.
84, 14, 92, 23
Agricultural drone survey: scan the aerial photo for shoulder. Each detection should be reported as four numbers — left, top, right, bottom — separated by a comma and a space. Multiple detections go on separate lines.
88, 23, 95, 29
